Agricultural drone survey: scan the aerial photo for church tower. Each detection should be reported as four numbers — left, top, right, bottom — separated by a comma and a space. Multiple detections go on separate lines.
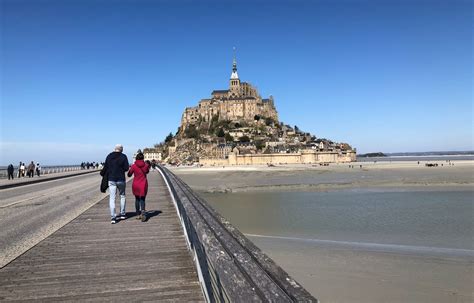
229, 50, 240, 95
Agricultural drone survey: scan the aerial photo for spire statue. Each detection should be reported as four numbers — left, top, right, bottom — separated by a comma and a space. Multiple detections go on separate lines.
230, 47, 239, 80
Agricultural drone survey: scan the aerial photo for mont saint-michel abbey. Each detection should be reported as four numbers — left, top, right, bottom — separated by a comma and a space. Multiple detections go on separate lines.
181, 58, 278, 129
146, 56, 356, 166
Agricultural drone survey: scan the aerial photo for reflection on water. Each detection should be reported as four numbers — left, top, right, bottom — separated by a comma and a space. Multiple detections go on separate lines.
201, 190, 474, 252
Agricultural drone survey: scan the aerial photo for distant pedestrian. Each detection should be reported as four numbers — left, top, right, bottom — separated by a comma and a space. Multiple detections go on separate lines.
27, 161, 35, 178
7, 164, 14, 180
103, 144, 129, 224
36, 163, 41, 177
128, 152, 150, 222
19, 162, 25, 178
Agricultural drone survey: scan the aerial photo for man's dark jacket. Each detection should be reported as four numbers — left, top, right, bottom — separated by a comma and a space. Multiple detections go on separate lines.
103, 152, 129, 182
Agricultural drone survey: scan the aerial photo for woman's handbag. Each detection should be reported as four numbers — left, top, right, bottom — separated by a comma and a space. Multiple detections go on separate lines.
100, 166, 108, 193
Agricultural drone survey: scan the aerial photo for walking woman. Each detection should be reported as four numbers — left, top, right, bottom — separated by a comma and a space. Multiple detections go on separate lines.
127, 152, 150, 222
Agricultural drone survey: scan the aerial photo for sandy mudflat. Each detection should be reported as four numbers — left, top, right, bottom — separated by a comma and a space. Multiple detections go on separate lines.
170, 160, 474, 193
171, 160, 474, 303
248, 235, 473, 303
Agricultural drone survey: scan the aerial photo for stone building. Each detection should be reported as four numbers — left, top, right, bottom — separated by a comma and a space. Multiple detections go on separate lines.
180, 58, 278, 130
143, 148, 162, 162
214, 143, 234, 159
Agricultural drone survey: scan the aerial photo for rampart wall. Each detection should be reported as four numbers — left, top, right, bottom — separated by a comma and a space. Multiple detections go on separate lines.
199, 150, 356, 166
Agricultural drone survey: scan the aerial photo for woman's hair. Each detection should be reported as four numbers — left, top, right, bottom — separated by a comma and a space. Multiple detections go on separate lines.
136, 153, 144, 160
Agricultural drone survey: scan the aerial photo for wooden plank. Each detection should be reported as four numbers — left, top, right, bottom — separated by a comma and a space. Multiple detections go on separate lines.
0, 172, 204, 302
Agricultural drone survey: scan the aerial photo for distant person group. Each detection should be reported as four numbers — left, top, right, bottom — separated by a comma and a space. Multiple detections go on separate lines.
5, 160, 105, 181
6, 161, 41, 180
81, 162, 101, 170
101, 144, 151, 224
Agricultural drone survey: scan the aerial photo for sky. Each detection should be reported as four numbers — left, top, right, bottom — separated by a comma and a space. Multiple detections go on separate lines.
1, 0, 472, 165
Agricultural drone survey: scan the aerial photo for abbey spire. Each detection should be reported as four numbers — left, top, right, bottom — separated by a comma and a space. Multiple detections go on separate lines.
229, 47, 240, 92
230, 57, 239, 80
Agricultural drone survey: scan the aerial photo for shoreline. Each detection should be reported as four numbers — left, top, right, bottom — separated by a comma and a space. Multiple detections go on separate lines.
169, 160, 474, 173
197, 183, 473, 193
245, 233, 474, 259
170, 160, 474, 193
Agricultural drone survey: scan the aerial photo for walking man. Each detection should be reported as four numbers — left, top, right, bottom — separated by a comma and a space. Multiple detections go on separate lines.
7, 164, 14, 180
27, 161, 35, 178
103, 144, 129, 224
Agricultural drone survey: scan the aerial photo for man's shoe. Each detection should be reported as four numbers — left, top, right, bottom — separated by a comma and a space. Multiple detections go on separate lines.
141, 212, 146, 222
111, 218, 117, 224
120, 214, 126, 220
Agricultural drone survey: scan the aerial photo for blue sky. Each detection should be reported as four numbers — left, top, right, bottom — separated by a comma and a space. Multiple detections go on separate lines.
1, 0, 472, 165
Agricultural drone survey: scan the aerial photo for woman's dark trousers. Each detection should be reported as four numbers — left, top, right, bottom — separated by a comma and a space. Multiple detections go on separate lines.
135, 196, 146, 214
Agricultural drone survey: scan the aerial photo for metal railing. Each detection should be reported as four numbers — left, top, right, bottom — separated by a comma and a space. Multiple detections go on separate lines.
157, 165, 317, 303
0, 165, 91, 179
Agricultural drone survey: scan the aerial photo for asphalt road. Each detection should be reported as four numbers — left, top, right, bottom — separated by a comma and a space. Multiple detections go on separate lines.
0, 173, 108, 268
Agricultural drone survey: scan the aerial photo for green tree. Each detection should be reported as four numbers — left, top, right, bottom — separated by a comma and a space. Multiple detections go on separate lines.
165, 132, 173, 143
216, 128, 225, 137
265, 117, 274, 126
184, 125, 199, 139
225, 133, 234, 142
239, 135, 250, 143
255, 140, 265, 150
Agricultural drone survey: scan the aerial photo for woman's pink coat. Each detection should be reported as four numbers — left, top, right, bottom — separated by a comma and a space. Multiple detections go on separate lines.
128, 160, 149, 197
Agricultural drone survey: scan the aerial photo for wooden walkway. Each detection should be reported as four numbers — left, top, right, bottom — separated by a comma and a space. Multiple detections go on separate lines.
0, 172, 204, 302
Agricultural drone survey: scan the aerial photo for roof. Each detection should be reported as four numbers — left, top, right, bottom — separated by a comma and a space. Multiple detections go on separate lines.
212, 90, 229, 94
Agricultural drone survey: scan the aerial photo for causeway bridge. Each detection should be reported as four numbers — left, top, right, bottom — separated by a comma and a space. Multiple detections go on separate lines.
0, 166, 317, 302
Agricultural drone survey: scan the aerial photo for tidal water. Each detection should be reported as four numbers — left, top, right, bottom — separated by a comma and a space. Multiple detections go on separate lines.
201, 189, 474, 255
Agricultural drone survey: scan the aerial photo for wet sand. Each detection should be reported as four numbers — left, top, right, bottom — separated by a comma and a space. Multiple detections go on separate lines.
248, 235, 473, 303
171, 160, 474, 193
172, 160, 474, 303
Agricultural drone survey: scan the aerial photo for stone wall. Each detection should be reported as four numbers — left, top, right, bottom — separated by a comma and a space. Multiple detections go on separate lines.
199, 150, 356, 166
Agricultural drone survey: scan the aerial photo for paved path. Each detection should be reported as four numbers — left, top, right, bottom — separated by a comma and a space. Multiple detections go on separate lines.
0, 173, 107, 267
0, 172, 204, 301
0, 169, 99, 189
